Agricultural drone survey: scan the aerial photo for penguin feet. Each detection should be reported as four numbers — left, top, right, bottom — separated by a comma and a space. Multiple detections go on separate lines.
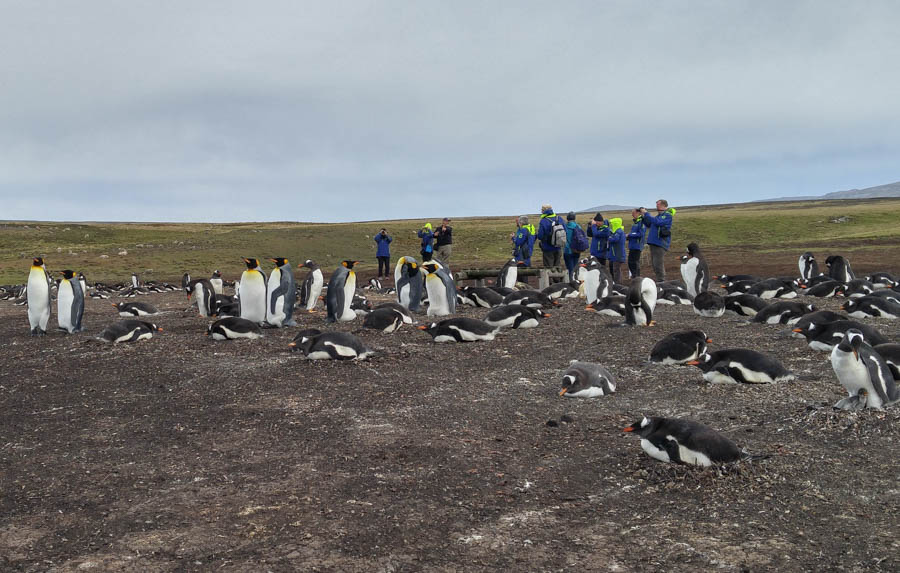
31, 327, 46, 337
647, 320, 657, 327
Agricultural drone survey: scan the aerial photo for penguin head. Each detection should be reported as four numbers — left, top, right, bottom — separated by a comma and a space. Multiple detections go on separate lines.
32, 257, 45, 268
212, 270, 222, 278
269, 257, 288, 267
842, 329, 865, 359
243, 258, 260, 269
840, 299, 856, 312
341, 260, 358, 269
417, 322, 439, 335
60, 270, 76, 280
686, 353, 713, 371
288, 328, 323, 352
686, 242, 701, 257
679, 254, 690, 264
142, 322, 163, 333
559, 373, 580, 396
623, 416, 657, 436
421, 262, 440, 275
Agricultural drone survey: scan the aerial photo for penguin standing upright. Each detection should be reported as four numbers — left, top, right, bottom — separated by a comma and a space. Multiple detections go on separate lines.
186, 279, 218, 317
799, 252, 820, 281
78, 272, 88, 297
422, 261, 456, 317
624, 277, 657, 326
26, 257, 51, 336
497, 258, 520, 289
581, 258, 612, 305
395, 256, 424, 312
266, 257, 297, 327
623, 416, 745, 466
825, 255, 855, 282
831, 329, 899, 410
56, 270, 84, 333
326, 260, 359, 323
680, 242, 709, 297
210, 270, 224, 295
299, 260, 324, 313
239, 258, 268, 324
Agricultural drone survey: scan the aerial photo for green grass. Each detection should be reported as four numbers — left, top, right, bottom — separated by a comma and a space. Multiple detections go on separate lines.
2, 198, 898, 284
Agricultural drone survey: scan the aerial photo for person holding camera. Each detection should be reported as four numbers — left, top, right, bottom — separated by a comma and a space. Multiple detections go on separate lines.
626, 208, 648, 278
641, 199, 675, 282
433, 217, 453, 265
587, 212, 610, 266
374, 228, 393, 279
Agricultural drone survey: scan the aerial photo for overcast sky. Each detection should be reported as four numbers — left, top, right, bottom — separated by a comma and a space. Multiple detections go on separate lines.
2, 1, 898, 222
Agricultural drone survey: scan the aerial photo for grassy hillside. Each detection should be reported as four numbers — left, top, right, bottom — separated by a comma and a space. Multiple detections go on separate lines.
2, 198, 898, 284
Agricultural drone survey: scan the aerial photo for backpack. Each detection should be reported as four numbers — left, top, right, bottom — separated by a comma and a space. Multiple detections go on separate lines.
549, 217, 568, 249
570, 224, 589, 252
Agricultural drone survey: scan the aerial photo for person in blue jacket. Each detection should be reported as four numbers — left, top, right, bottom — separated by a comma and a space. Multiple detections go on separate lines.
626, 208, 647, 278
417, 222, 434, 262
511, 215, 536, 267
586, 213, 610, 265
374, 228, 393, 279
562, 212, 583, 281
641, 199, 675, 282
606, 217, 626, 284
536, 204, 564, 269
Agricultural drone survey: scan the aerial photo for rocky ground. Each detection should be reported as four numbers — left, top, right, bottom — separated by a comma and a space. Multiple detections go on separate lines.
2, 270, 899, 572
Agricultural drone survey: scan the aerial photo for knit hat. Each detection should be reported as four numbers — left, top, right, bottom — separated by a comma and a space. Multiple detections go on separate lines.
594, 212, 603, 220
567, 211, 576, 221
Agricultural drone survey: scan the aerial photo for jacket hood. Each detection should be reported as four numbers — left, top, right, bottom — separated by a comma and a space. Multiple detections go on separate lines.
608, 218, 623, 233
423, 223, 433, 231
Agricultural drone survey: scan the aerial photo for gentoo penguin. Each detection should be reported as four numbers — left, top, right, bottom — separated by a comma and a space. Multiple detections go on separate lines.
488, 286, 514, 297
865, 272, 898, 289
26, 257, 51, 336
692, 291, 725, 318
181, 272, 191, 292
362, 307, 406, 332
792, 320, 889, 351
751, 301, 815, 325
873, 343, 900, 380
747, 278, 797, 299
56, 270, 84, 334
326, 260, 359, 323
649, 330, 711, 364
113, 301, 159, 317
658, 284, 693, 305
803, 280, 846, 298
831, 329, 899, 410
131, 273, 141, 288
207, 317, 263, 340
714, 273, 758, 284
724, 294, 769, 317
798, 252, 820, 281
559, 361, 616, 397
365, 277, 383, 290
841, 295, 900, 319
790, 310, 847, 339
797, 274, 836, 290
78, 272, 88, 297
586, 295, 627, 317
623, 277, 657, 326
418, 317, 498, 342
97, 320, 162, 343
542, 282, 580, 300
239, 258, 268, 324
688, 349, 795, 384
719, 279, 755, 296
210, 270, 224, 295
265, 257, 297, 327
299, 260, 324, 313
825, 255, 854, 282
372, 302, 415, 324
869, 289, 900, 304
581, 258, 613, 305
289, 331, 373, 360
623, 417, 744, 467
502, 289, 555, 309
497, 258, 521, 289
395, 256, 424, 312
186, 278, 218, 317
680, 242, 709, 298
484, 305, 549, 329
843, 279, 875, 299
421, 261, 457, 317
459, 286, 503, 308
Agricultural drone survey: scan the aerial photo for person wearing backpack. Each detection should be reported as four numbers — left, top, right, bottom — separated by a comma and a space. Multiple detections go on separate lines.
641, 199, 675, 282
563, 212, 587, 281
626, 208, 648, 278
587, 213, 610, 267
511, 215, 537, 267
606, 217, 626, 283
536, 204, 565, 269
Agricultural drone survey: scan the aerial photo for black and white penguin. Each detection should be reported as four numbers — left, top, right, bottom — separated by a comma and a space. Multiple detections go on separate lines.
113, 301, 159, 317
798, 252, 820, 281
542, 281, 579, 300
831, 329, 899, 410
790, 310, 847, 339
186, 278, 218, 317
586, 295, 627, 317
719, 279, 755, 296
497, 258, 521, 289
680, 242, 709, 298
723, 294, 769, 317
581, 257, 613, 305
266, 257, 297, 327
131, 273, 141, 288
865, 272, 898, 289
326, 260, 359, 323
841, 295, 900, 319
502, 289, 555, 309
658, 284, 693, 305
207, 317, 263, 340
803, 280, 846, 298
488, 286, 514, 297
869, 289, 900, 304
792, 320, 889, 351
843, 279, 875, 299
56, 270, 84, 334
459, 286, 504, 308
751, 301, 815, 325
238, 258, 267, 324
362, 307, 406, 333
97, 320, 162, 343
418, 317, 498, 342
209, 270, 224, 295
289, 331, 373, 360
484, 305, 548, 329
692, 291, 725, 318
873, 343, 900, 380
394, 256, 424, 312
559, 361, 616, 397
624, 277, 657, 326
372, 302, 415, 324
825, 255, 854, 282
421, 261, 457, 317
747, 278, 797, 299
299, 260, 325, 313
714, 273, 758, 285
623, 417, 744, 466
78, 272, 88, 297
26, 257, 51, 336
688, 349, 795, 384
364, 277, 383, 290
649, 330, 711, 364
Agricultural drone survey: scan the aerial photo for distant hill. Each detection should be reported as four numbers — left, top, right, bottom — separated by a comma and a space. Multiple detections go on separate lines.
756, 181, 900, 203
579, 204, 634, 213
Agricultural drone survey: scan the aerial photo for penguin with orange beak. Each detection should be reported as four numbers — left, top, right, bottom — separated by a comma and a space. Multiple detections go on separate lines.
831, 329, 899, 410
326, 260, 359, 322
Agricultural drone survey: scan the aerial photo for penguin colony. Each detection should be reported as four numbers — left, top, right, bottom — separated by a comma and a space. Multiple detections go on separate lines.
8, 243, 900, 469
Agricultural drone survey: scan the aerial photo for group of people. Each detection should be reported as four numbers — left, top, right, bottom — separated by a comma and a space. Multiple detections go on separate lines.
511, 200, 675, 283
374, 218, 454, 278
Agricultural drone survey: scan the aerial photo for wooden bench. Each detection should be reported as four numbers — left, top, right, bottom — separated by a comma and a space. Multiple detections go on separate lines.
454, 268, 569, 289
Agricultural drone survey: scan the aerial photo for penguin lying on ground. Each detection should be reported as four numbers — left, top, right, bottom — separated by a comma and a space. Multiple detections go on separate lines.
484, 305, 549, 329
113, 301, 159, 317
724, 294, 768, 317
624, 277, 657, 326
649, 330, 711, 364
719, 279, 755, 296
289, 330, 372, 360
789, 310, 847, 338
841, 295, 900, 319
97, 320, 162, 343
657, 284, 692, 305
559, 361, 616, 397
831, 329, 899, 410
372, 302, 415, 324
542, 281, 579, 300
207, 317, 263, 340
502, 289, 555, 309
688, 349, 795, 383
869, 290, 900, 304
362, 307, 406, 333
802, 280, 846, 298
793, 320, 889, 351
844, 279, 875, 299
418, 317, 498, 342
873, 343, 900, 380
586, 295, 626, 317
692, 291, 725, 318
623, 416, 746, 467
751, 301, 815, 325
747, 278, 797, 299
458, 286, 504, 308
865, 272, 898, 289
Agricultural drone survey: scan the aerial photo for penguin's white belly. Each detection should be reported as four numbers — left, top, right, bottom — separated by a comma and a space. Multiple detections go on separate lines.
398, 283, 412, 307
426, 277, 450, 316
449, 325, 494, 341
809, 339, 839, 352
211, 278, 224, 295
240, 272, 267, 323
670, 438, 714, 467
682, 260, 699, 297
57, 282, 75, 332
487, 316, 516, 328
516, 318, 539, 329
433, 335, 457, 343
27, 270, 50, 330
193, 284, 211, 316
758, 289, 778, 300
704, 370, 738, 384
338, 275, 356, 321
306, 350, 334, 360
119, 329, 152, 343
640, 439, 671, 463
566, 386, 608, 398
832, 349, 879, 405
306, 272, 324, 311
727, 362, 773, 384
584, 273, 600, 304
503, 267, 517, 289
267, 270, 286, 325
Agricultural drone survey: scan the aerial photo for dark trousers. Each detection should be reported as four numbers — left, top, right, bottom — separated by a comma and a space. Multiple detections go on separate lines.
609, 260, 622, 284
377, 256, 390, 277
649, 244, 666, 282
563, 252, 579, 281
542, 249, 561, 269
627, 249, 642, 278
421, 250, 433, 262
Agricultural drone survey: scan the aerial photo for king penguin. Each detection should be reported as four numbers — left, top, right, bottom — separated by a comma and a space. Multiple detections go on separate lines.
831, 329, 899, 410
56, 270, 84, 334
680, 242, 709, 297
422, 261, 456, 317
299, 260, 324, 313
395, 256, 425, 312
239, 258, 268, 324
326, 260, 359, 323
624, 277, 657, 326
623, 416, 745, 467
26, 257, 51, 336
266, 257, 297, 327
